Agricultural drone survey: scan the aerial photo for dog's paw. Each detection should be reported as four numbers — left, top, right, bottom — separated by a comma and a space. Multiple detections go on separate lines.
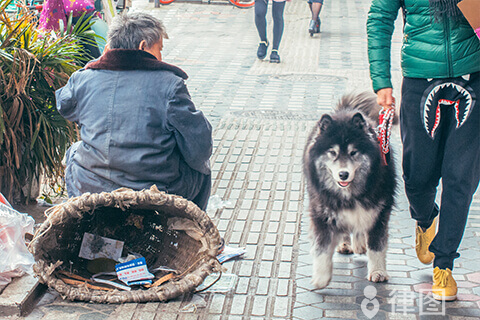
311, 273, 332, 289
367, 270, 389, 283
336, 242, 353, 254
353, 244, 367, 255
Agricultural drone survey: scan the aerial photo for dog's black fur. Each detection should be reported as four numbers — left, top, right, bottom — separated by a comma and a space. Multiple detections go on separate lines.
303, 92, 397, 288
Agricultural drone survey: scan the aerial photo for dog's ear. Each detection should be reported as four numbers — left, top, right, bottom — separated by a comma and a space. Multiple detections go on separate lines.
351, 112, 366, 129
318, 114, 333, 133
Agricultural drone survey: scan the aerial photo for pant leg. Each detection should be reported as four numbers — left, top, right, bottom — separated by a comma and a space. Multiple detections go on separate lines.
429, 72, 480, 269
255, 0, 268, 43
65, 141, 82, 198
400, 77, 443, 228
168, 161, 212, 212
271, 1, 286, 50
192, 174, 212, 212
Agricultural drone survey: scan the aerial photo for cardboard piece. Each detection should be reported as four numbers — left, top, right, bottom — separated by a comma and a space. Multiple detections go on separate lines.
78, 233, 124, 261
457, 0, 480, 39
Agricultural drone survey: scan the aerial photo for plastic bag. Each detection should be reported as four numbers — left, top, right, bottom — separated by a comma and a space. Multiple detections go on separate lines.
0, 200, 35, 286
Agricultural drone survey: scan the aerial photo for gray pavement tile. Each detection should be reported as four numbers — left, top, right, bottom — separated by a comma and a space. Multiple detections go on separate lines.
295, 291, 324, 306
313, 302, 362, 311
230, 295, 247, 315
331, 309, 379, 320
41, 304, 100, 315
330, 275, 364, 283
250, 295, 268, 316
418, 316, 450, 320
384, 277, 422, 286
78, 313, 110, 320
277, 278, 291, 296
472, 287, 480, 296
235, 277, 250, 295
273, 296, 291, 318
312, 288, 364, 297
295, 277, 319, 291
409, 269, 434, 282
292, 305, 324, 320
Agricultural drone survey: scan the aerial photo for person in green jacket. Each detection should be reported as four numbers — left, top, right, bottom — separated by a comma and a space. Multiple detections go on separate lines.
367, 0, 480, 301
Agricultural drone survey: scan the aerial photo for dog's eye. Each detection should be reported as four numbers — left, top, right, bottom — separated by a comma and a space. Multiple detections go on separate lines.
328, 150, 337, 157
350, 150, 357, 157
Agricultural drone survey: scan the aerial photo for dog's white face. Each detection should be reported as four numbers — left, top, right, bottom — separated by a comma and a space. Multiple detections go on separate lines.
314, 143, 371, 192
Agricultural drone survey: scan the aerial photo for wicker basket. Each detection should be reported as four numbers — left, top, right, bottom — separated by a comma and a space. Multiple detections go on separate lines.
29, 186, 222, 303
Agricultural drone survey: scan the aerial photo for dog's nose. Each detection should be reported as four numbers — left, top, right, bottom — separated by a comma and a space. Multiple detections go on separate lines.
339, 171, 349, 181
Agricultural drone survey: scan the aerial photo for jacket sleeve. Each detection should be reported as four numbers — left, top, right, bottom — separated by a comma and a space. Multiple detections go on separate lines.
366, 0, 401, 92
55, 72, 79, 122
166, 79, 213, 175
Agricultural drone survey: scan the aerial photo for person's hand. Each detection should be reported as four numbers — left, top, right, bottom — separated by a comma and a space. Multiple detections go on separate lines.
376, 88, 395, 109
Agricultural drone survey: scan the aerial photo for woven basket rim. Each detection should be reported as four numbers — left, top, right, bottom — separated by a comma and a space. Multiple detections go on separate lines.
30, 186, 221, 303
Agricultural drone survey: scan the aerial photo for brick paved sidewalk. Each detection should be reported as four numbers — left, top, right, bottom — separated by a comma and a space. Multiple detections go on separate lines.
8, 0, 480, 319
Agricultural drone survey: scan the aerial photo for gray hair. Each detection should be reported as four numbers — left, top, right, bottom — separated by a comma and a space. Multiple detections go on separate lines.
107, 13, 168, 50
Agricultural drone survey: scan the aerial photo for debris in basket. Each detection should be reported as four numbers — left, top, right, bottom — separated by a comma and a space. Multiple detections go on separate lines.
145, 273, 175, 288
86, 258, 117, 274
78, 232, 124, 261
58, 270, 117, 291
150, 266, 178, 274
118, 252, 143, 263
115, 257, 154, 286
217, 245, 247, 263
91, 272, 131, 291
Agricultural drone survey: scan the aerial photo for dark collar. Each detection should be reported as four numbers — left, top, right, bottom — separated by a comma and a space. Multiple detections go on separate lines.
85, 49, 188, 79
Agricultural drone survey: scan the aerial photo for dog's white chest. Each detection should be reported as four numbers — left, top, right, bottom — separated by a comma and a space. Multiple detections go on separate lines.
336, 204, 380, 232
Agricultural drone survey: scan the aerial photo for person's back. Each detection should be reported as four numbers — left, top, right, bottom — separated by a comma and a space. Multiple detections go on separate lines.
56, 13, 213, 210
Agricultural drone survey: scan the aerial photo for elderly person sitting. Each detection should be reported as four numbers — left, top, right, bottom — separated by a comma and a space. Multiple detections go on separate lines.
56, 13, 213, 211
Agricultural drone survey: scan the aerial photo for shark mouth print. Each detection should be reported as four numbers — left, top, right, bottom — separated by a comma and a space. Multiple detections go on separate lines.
422, 82, 474, 139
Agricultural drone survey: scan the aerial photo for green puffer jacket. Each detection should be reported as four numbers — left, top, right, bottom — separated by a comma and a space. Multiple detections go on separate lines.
367, 0, 480, 92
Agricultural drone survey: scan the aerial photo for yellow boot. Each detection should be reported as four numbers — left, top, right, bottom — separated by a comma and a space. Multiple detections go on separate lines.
432, 267, 457, 301
415, 217, 437, 264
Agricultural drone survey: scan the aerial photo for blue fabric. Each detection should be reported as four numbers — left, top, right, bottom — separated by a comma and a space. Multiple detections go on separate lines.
56, 66, 213, 206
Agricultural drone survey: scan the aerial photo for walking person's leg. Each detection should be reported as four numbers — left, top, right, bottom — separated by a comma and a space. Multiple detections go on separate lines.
270, 0, 285, 63
401, 73, 480, 301
428, 72, 480, 300
400, 76, 443, 241
308, 0, 323, 34
255, 0, 269, 59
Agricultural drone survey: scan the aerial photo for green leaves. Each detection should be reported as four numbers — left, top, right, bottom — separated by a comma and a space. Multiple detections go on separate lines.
0, 0, 92, 203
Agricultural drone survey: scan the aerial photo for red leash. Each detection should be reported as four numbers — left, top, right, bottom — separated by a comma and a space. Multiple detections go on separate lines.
377, 106, 395, 166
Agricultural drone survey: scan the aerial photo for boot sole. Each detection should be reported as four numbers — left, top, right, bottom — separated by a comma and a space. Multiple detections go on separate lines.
432, 293, 457, 301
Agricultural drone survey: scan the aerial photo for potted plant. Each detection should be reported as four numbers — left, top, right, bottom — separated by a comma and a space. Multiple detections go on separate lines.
0, 0, 97, 204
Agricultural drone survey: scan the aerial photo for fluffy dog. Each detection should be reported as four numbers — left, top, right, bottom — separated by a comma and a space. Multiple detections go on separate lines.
303, 92, 397, 289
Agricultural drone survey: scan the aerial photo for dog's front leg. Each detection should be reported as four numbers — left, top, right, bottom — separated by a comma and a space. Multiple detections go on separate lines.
366, 215, 389, 282
311, 226, 338, 289
366, 248, 389, 282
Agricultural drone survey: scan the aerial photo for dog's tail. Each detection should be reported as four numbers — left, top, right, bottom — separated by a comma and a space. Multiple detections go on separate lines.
336, 92, 398, 125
